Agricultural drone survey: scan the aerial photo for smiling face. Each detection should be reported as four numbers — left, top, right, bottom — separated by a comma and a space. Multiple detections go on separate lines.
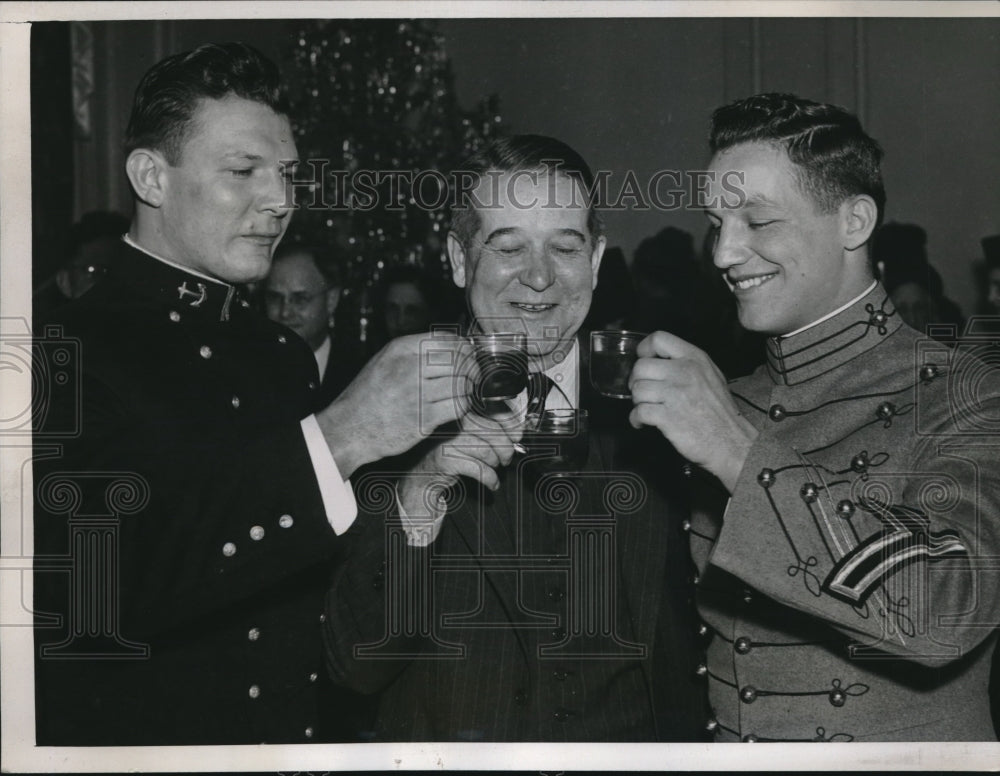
705, 142, 874, 335
148, 96, 297, 283
448, 170, 605, 371
263, 251, 338, 351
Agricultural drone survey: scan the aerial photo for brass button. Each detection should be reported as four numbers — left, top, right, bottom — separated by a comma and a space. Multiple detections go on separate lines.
800, 482, 819, 503
695, 663, 708, 677
248, 627, 260, 642
309, 672, 318, 683
705, 718, 718, 732
304, 726, 314, 738
756, 468, 775, 488
768, 404, 787, 422
319, 613, 326, 623
199, 345, 212, 359
837, 500, 855, 518
248, 684, 260, 699
278, 335, 287, 344
222, 542, 237, 557
231, 396, 241, 409
743, 733, 759, 742
279, 514, 294, 528
250, 525, 265, 541
168, 310, 181, 322
739, 686, 758, 704
734, 637, 752, 655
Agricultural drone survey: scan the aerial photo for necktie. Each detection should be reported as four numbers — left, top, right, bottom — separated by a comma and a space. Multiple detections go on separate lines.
527, 372, 554, 416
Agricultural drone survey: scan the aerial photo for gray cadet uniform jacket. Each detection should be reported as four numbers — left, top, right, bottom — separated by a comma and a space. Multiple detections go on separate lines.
690, 283, 1000, 741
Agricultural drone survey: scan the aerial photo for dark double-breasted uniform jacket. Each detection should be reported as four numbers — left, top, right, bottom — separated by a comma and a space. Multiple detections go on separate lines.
323, 352, 708, 742
690, 284, 1000, 741
33, 241, 347, 745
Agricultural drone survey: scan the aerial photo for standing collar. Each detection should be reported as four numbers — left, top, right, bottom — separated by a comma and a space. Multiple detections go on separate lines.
765, 282, 900, 385
119, 235, 241, 322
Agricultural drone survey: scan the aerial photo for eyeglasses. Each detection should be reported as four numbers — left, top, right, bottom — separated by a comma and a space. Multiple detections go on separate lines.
263, 289, 328, 310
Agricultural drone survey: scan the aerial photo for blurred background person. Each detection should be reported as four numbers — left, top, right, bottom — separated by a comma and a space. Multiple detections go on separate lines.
33, 211, 130, 321
583, 246, 635, 331
263, 242, 365, 408
981, 234, 1000, 315
874, 222, 964, 336
367, 263, 459, 353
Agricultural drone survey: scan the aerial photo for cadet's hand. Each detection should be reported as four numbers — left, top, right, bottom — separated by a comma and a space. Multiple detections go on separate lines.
316, 333, 474, 478
628, 331, 757, 493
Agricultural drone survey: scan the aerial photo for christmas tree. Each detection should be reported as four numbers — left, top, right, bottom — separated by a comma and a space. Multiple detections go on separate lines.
283, 20, 504, 345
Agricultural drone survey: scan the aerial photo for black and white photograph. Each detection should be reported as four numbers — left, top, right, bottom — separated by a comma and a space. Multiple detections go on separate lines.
2, 2, 999, 773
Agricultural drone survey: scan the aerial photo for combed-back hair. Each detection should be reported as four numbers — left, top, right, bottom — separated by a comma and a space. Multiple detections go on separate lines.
449, 134, 604, 248
125, 42, 289, 165
710, 93, 886, 228
271, 242, 342, 289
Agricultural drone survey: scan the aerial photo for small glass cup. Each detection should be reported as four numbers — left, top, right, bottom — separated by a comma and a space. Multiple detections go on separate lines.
519, 408, 589, 480
589, 330, 645, 399
471, 332, 529, 403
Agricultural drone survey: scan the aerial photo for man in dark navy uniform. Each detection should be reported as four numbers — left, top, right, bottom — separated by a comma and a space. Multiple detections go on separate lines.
32, 42, 470, 745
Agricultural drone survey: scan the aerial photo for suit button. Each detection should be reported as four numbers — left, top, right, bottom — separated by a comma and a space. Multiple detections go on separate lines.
249, 525, 265, 541
222, 542, 237, 557
248, 684, 261, 699
304, 726, 314, 738
829, 688, 847, 707
743, 733, 759, 742
837, 500, 855, 518
851, 452, 869, 473
319, 613, 326, 623
248, 627, 260, 642
199, 345, 212, 359
695, 663, 707, 677
768, 404, 786, 422
705, 718, 718, 732
278, 335, 287, 344
734, 637, 752, 655
168, 310, 181, 322
739, 686, 757, 704
920, 364, 938, 382
682, 519, 692, 532
742, 589, 753, 605
553, 707, 573, 722
231, 396, 241, 409
308, 381, 318, 391
279, 514, 294, 528
756, 468, 775, 488
698, 624, 708, 637
309, 672, 318, 683
514, 690, 527, 705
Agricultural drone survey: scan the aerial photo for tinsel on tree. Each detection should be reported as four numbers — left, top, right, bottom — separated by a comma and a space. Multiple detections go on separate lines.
283, 20, 504, 343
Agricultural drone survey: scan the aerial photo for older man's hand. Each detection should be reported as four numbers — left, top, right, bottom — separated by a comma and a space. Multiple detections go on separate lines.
628, 331, 758, 493
315, 332, 475, 478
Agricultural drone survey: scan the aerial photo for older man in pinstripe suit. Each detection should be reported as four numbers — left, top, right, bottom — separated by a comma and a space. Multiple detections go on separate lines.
323, 135, 707, 741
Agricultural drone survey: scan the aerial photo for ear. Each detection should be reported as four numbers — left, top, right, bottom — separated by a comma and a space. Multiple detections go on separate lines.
590, 235, 607, 290
841, 194, 878, 252
125, 148, 169, 208
325, 286, 342, 316
446, 232, 468, 289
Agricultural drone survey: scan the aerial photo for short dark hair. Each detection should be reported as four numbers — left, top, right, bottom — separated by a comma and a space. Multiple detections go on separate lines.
710, 93, 886, 229
125, 42, 288, 165
449, 134, 604, 248
270, 242, 342, 289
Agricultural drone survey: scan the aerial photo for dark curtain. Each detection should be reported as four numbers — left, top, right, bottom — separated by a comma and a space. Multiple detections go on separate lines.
31, 23, 74, 308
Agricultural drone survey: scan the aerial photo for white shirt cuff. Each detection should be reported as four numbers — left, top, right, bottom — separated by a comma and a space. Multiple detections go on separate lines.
395, 482, 447, 547
300, 414, 357, 535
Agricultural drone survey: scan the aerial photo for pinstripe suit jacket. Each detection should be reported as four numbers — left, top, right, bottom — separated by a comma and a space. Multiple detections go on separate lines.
324, 388, 707, 741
